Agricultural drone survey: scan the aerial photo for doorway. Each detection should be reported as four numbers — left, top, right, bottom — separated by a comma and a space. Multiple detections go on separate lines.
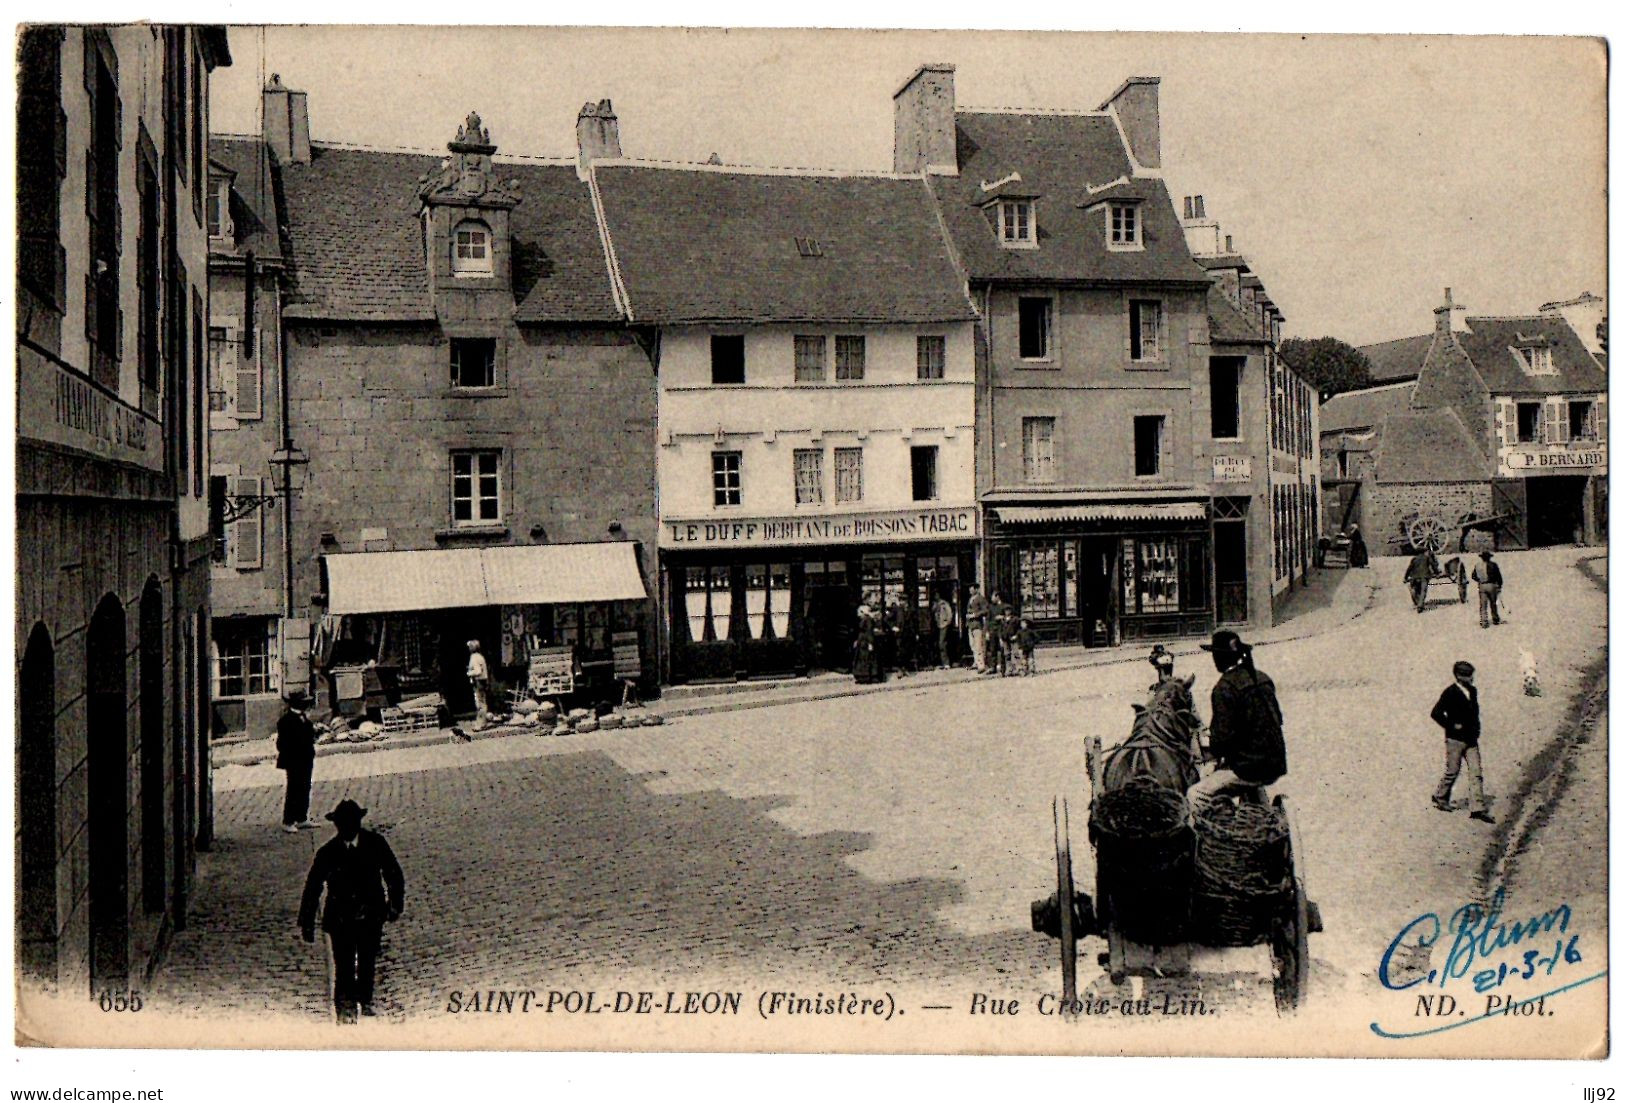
1077, 537, 1120, 647
803, 560, 854, 673
18, 623, 57, 986
1525, 475, 1589, 547
87, 594, 129, 995
1214, 519, 1249, 624
138, 579, 165, 915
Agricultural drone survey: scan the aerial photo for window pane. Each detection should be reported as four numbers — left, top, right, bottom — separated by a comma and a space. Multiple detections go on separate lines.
1131, 300, 1161, 361
712, 335, 746, 384
835, 336, 865, 380
834, 448, 863, 503
1137, 538, 1179, 612
1210, 357, 1241, 439
1019, 298, 1050, 359
1022, 417, 1055, 483
917, 335, 945, 380
1019, 544, 1060, 620
1134, 415, 1163, 476
794, 335, 825, 382
794, 449, 824, 505
911, 445, 938, 501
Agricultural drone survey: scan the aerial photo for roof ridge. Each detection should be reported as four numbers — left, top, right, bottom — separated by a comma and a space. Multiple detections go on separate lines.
306, 138, 574, 166
1466, 313, 1551, 323
959, 106, 1114, 118
595, 157, 922, 180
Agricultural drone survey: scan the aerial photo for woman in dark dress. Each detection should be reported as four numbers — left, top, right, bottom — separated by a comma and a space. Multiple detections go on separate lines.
852, 610, 885, 684
1347, 524, 1369, 568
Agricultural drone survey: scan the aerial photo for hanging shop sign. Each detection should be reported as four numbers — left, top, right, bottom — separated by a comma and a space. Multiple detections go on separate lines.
1211, 455, 1253, 483
1499, 448, 1606, 477
661, 505, 978, 549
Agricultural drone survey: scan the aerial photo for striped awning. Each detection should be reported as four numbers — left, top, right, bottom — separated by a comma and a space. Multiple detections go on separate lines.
996, 502, 1208, 525
324, 542, 647, 615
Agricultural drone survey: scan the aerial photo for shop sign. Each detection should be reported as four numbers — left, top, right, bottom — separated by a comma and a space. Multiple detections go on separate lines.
18, 348, 164, 472
1500, 448, 1606, 476
662, 506, 978, 549
1212, 455, 1253, 483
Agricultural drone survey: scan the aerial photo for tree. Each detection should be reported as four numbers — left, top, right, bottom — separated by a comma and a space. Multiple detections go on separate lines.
1279, 337, 1374, 401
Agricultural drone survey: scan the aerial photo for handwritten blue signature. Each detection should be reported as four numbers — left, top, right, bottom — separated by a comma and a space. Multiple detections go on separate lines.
1371, 889, 1607, 1039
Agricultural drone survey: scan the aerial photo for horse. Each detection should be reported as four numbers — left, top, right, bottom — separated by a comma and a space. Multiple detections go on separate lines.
1100, 672, 1202, 795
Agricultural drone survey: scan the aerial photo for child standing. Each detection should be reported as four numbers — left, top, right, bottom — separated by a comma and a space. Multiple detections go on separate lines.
1017, 618, 1037, 676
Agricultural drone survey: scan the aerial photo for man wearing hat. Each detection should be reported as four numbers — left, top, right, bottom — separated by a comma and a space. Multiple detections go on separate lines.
1430, 661, 1494, 822
275, 689, 318, 833
298, 800, 407, 1022
1188, 631, 1287, 812
1469, 551, 1504, 629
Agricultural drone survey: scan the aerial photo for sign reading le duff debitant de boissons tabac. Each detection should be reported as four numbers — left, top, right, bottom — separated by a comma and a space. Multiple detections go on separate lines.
662, 507, 979, 549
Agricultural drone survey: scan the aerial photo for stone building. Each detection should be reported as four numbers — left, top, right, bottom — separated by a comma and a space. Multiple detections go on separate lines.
205, 83, 293, 738
15, 25, 230, 998
263, 92, 655, 715
591, 152, 980, 682
1182, 198, 1320, 617
1321, 290, 1607, 551
895, 65, 1316, 645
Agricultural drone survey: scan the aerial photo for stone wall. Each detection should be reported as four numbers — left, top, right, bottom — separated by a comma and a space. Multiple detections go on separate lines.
1364, 480, 1493, 556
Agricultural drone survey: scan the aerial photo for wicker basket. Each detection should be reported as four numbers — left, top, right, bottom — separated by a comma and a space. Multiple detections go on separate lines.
1191, 800, 1292, 947
1091, 780, 1193, 945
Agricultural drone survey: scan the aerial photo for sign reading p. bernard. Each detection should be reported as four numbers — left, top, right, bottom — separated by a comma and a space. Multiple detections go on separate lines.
1499, 448, 1606, 477
662, 506, 979, 548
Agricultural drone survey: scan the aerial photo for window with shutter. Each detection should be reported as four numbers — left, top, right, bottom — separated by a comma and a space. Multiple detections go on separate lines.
230, 476, 263, 569
236, 330, 263, 418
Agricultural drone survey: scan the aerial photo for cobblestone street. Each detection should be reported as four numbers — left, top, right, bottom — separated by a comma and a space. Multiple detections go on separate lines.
148, 547, 1606, 1053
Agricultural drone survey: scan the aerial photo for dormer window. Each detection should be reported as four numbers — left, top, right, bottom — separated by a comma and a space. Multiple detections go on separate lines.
452, 219, 493, 276
998, 199, 1035, 247
207, 177, 233, 242
1516, 344, 1555, 375
1108, 202, 1142, 249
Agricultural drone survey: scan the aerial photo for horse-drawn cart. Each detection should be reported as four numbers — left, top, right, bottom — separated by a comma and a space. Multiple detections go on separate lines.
1031, 677, 1323, 1013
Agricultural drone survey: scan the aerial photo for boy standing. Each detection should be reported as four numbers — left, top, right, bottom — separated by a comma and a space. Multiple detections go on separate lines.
1430, 660, 1495, 823
1017, 618, 1037, 676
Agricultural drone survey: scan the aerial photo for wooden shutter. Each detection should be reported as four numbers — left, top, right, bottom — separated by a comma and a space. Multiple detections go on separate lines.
220, 325, 238, 417
1500, 400, 1516, 448
230, 476, 263, 569
1591, 396, 1605, 441
235, 329, 263, 418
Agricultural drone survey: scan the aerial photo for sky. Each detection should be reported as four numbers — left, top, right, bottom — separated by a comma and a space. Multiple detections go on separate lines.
208, 26, 1608, 348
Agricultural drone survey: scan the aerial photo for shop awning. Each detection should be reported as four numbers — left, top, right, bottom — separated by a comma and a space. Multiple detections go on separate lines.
995, 502, 1209, 525
324, 543, 647, 615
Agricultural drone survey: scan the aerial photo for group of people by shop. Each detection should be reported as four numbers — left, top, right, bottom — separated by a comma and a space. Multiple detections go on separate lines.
962, 586, 1037, 678
851, 595, 958, 684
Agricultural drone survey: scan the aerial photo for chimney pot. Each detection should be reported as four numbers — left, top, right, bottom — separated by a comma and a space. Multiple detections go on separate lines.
1225, 234, 1233, 252
576, 97, 623, 178
1194, 195, 1205, 218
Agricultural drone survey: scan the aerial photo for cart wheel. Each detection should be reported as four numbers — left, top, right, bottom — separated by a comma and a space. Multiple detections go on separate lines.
1053, 799, 1079, 1012
1407, 515, 1448, 554
1270, 796, 1312, 1013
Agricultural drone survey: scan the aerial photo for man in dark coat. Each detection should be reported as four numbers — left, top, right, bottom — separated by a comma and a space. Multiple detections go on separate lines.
298, 800, 406, 1022
1188, 631, 1287, 812
1404, 548, 1437, 612
1430, 661, 1494, 822
1470, 551, 1504, 628
276, 690, 318, 833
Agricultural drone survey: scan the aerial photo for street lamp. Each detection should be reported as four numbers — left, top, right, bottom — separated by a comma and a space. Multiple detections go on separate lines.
219, 445, 309, 523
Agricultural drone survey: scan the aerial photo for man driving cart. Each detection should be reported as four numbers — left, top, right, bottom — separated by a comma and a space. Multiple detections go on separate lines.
1188, 630, 1288, 812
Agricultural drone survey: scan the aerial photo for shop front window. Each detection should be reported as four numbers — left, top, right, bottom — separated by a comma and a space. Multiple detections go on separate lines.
1018, 544, 1061, 620
685, 565, 732, 643
861, 556, 906, 613
1135, 537, 1180, 612
1119, 536, 1209, 615
742, 564, 793, 640
215, 617, 276, 698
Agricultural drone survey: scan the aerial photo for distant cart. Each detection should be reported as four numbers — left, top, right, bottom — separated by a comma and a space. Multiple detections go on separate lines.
1390, 510, 1516, 556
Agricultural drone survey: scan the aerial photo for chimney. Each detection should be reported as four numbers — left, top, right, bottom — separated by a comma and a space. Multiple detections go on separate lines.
576, 99, 622, 179
1225, 234, 1233, 253
1434, 287, 1470, 335
893, 63, 958, 176
1179, 193, 1220, 257
1098, 76, 1161, 170
262, 74, 311, 165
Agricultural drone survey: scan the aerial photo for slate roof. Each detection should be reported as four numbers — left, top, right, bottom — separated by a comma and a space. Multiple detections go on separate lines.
933, 112, 1209, 285
276, 143, 620, 322
1195, 253, 1249, 271
1207, 287, 1266, 345
210, 136, 282, 262
1358, 333, 1433, 383
1454, 315, 1606, 395
1374, 408, 1490, 483
592, 165, 977, 325
1318, 382, 1415, 434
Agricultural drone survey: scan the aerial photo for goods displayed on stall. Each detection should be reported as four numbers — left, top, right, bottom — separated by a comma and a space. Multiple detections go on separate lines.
380, 692, 445, 735
528, 643, 576, 698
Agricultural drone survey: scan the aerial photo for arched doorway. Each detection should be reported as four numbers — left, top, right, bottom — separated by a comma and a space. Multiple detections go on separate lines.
139, 579, 165, 913
18, 622, 58, 986
87, 594, 129, 995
